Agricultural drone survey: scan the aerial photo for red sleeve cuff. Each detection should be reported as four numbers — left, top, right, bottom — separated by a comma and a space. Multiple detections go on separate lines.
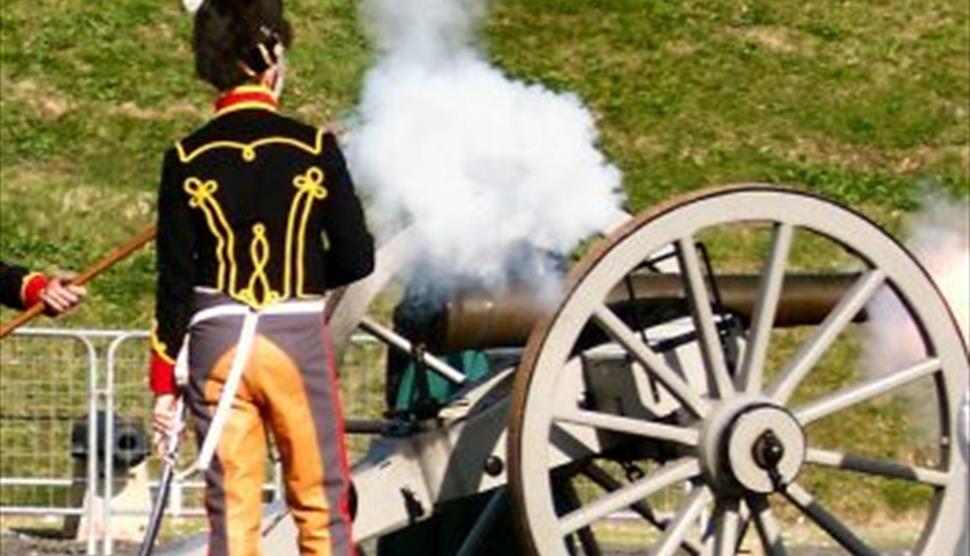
150, 350, 177, 394
21, 273, 48, 308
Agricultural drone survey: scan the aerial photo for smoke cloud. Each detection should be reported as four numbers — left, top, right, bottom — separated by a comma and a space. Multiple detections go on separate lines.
862, 194, 969, 453
863, 195, 970, 373
346, 0, 624, 297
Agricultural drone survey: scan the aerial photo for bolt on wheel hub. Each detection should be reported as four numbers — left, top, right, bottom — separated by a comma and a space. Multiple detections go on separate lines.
725, 405, 806, 493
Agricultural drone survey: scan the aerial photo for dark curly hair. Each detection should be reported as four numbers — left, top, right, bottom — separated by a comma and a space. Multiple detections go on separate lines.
193, 0, 294, 91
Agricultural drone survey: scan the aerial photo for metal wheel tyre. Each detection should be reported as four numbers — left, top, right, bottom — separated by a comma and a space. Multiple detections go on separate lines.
508, 186, 968, 556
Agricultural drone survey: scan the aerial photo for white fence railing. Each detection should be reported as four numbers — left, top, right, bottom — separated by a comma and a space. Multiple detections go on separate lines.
0, 326, 386, 556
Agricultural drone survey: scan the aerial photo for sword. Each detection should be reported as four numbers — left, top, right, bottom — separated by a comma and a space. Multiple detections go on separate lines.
136, 392, 185, 556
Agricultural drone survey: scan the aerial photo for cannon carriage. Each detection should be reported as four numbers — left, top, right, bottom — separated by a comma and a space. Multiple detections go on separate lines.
163, 185, 968, 556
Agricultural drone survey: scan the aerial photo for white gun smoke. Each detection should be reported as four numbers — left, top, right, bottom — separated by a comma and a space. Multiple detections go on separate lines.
862, 194, 969, 471
864, 196, 970, 370
346, 0, 624, 298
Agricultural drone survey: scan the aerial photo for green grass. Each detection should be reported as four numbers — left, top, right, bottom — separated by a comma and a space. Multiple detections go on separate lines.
1, 0, 967, 526
486, 0, 968, 210
1, 0, 967, 327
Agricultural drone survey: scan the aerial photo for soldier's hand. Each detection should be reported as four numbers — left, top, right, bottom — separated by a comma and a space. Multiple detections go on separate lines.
40, 276, 86, 316
152, 394, 182, 457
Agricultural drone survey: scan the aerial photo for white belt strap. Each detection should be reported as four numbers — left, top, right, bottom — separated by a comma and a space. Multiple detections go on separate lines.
190, 309, 260, 475
178, 298, 324, 478
174, 335, 190, 387
190, 299, 324, 327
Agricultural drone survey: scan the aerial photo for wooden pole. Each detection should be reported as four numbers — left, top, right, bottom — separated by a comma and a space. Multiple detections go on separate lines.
0, 225, 157, 339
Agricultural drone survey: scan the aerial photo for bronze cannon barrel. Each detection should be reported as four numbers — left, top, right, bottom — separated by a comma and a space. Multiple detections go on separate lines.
428, 273, 864, 352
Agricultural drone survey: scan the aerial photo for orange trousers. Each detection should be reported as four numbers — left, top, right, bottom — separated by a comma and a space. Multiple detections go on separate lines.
186, 296, 353, 556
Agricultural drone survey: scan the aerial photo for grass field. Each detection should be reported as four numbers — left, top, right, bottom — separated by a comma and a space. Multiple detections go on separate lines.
1, 0, 967, 533
1, 0, 967, 328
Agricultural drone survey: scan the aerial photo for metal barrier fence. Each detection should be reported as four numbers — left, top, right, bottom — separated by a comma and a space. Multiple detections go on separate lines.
0, 327, 386, 555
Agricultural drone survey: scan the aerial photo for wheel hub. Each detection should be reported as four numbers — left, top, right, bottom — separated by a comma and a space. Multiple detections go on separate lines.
725, 405, 805, 493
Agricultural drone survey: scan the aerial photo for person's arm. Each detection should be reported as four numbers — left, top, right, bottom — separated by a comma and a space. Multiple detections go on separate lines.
0, 261, 85, 315
0, 261, 46, 310
150, 147, 195, 396
319, 132, 375, 289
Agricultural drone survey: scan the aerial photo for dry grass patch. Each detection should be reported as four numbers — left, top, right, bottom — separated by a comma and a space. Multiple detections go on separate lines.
108, 100, 203, 121
1, 78, 76, 120
725, 25, 819, 56
0, 163, 154, 241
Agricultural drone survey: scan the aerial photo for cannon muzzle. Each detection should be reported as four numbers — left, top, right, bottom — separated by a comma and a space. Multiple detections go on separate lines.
70, 411, 150, 471
420, 273, 864, 352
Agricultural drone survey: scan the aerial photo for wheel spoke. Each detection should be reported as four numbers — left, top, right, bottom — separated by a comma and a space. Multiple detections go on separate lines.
581, 463, 704, 556
676, 237, 734, 399
794, 357, 940, 425
748, 497, 789, 556
557, 479, 605, 556
558, 458, 700, 536
738, 223, 794, 394
805, 446, 948, 486
650, 486, 712, 556
455, 490, 506, 556
714, 500, 741, 556
592, 305, 709, 418
550, 424, 599, 462
575, 526, 603, 556
581, 463, 662, 524
554, 408, 699, 446
770, 270, 885, 404
359, 316, 467, 384
734, 500, 753, 554
783, 483, 881, 556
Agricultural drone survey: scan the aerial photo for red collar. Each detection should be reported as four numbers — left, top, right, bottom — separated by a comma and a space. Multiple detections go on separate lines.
215, 85, 278, 116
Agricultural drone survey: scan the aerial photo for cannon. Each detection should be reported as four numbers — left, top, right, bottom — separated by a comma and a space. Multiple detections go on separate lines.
406, 272, 867, 353
161, 186, 968, 556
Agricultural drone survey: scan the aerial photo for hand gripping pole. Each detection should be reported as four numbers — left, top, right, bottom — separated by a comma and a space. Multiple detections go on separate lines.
0, 225, 157, 339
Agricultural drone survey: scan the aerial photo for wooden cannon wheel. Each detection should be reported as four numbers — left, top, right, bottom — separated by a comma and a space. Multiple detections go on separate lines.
508, 186, 968, 556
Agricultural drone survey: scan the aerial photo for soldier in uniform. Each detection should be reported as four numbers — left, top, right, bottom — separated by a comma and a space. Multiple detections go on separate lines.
0, 260, 85, 314
149, 1, 374, 555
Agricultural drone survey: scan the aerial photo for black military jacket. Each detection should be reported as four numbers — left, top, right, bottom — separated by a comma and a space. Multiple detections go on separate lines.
151, 85, 374, 392
0, 260, 46, 310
